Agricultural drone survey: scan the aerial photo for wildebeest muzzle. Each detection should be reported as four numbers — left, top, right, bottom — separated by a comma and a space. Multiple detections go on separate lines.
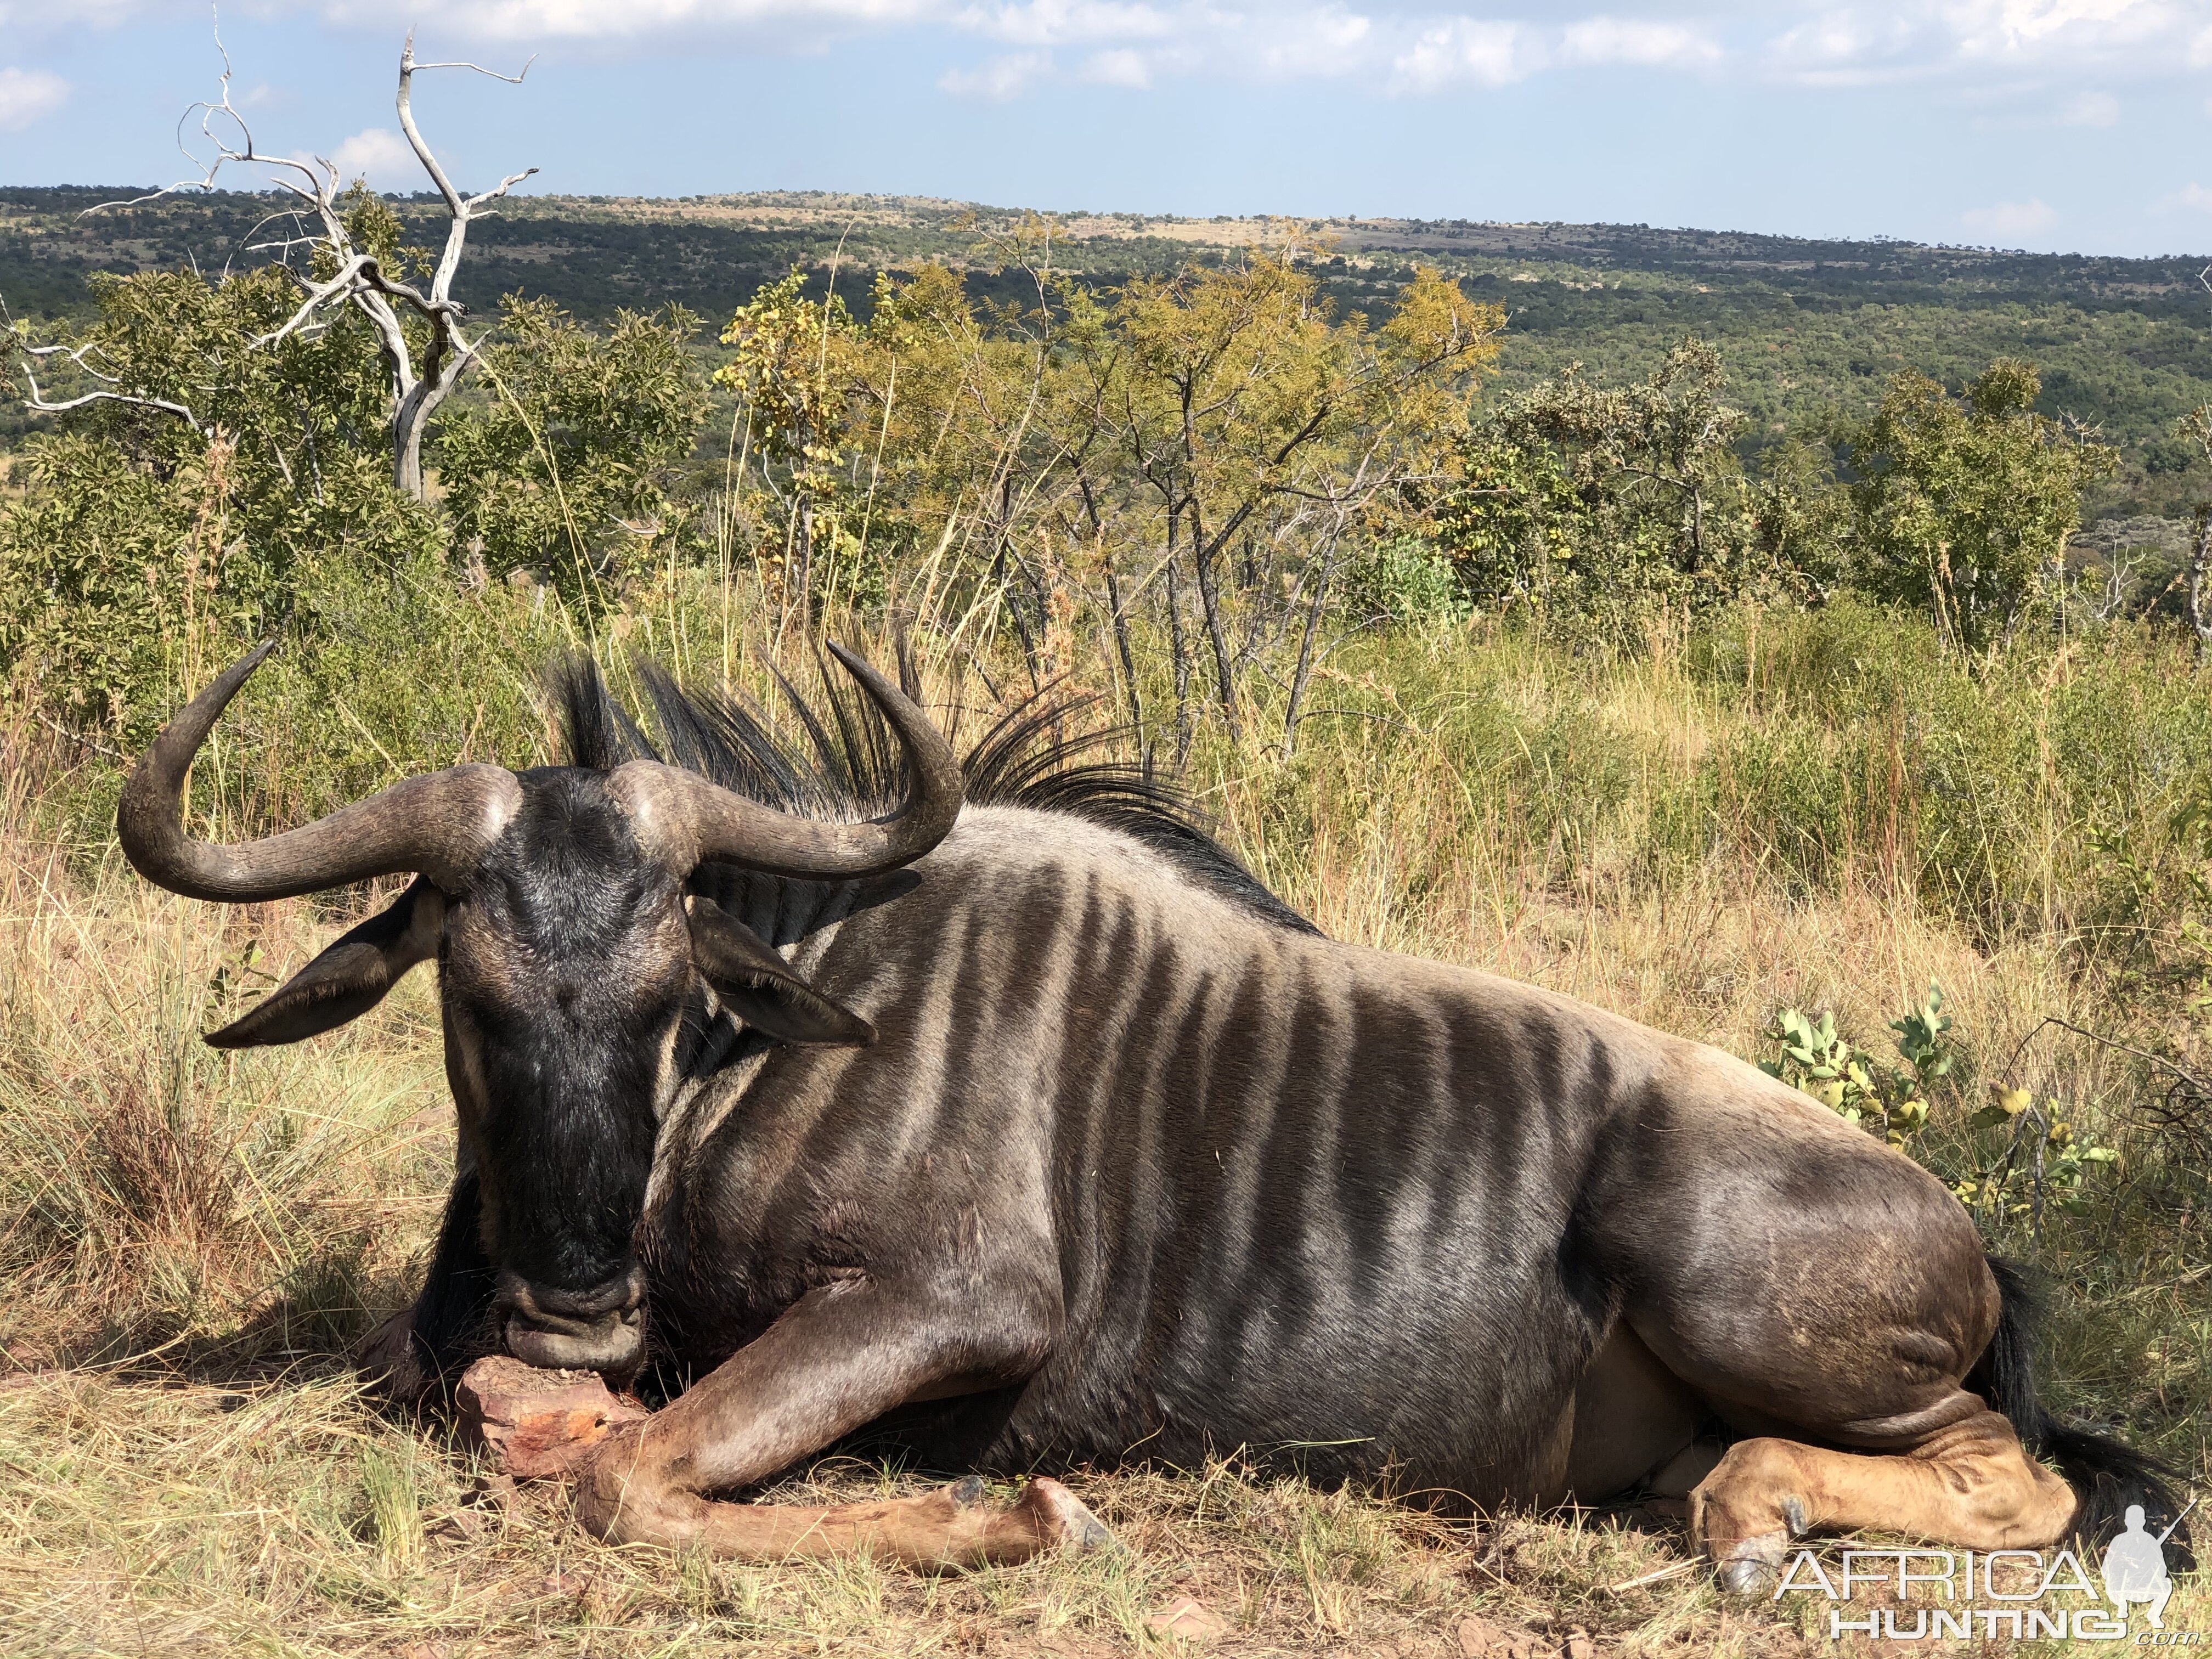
495, 1262, 648, 1375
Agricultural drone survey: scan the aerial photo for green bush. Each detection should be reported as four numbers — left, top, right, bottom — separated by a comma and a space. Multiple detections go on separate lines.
1338, 536, 1469, 625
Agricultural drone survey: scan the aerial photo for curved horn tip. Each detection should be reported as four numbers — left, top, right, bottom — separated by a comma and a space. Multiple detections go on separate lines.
185, 638, 281, 707
218, 637, 282, 680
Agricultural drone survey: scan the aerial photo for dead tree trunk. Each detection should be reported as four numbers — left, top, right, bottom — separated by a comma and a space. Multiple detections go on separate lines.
2190, 507, 2212, 661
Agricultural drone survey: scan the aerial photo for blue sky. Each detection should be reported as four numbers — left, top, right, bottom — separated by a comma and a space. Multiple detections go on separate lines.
4, 2, 2211, 256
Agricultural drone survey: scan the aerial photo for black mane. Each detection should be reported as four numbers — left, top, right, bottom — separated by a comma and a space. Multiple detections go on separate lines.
548, 649, 1319, 935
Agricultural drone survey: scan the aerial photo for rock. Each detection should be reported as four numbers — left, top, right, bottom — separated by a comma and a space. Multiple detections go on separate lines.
428, 1504, 487, 1544
1456, 1617, 1544, 1659
1145, 1595, 1228, 1641
455, 1355, 648, 1480
467, 1470, 519, 1511
1565, 1629, 1594, 1659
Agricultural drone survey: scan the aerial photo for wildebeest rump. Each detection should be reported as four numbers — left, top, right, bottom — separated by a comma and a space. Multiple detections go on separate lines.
120, 643, 2183, 1583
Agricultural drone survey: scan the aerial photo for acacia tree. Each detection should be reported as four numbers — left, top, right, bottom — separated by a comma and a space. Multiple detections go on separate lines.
0, 250, 442, 723
1844, 361, 2117, 654
707, 242, 1500, 751
0, 35, 629, 728
2170, 403, 2212, 657
438, 298, 709, 604
1440, 338, 1767, 618
1071, 255, 1497, 747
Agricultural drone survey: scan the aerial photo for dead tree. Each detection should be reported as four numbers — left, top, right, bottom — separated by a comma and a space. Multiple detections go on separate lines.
12, 29, 534, 501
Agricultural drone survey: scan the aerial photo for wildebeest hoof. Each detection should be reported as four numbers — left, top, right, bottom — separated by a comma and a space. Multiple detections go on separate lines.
1713, 1534, 1789, 1595
354, 1309, 432, 1407
1015, 1476, 1119, 1552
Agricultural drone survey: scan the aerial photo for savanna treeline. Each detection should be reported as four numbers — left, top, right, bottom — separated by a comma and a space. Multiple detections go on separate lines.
0, 193, 2168, 748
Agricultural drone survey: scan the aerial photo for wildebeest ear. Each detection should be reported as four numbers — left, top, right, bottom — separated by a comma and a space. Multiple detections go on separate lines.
205, 879, 445, 1049
686, 895, 874, 1047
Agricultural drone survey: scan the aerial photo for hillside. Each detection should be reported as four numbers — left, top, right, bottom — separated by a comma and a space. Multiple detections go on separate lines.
7, 185, 2211, 516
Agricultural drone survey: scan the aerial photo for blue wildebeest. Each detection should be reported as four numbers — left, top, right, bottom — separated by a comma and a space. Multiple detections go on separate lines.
120, 642, 2181, 1585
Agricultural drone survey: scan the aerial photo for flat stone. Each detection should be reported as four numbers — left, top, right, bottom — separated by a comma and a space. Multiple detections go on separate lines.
1145, 1596, 1228, 1642
455, 1355, 647, 1480
1456, 1617, 1546, 1659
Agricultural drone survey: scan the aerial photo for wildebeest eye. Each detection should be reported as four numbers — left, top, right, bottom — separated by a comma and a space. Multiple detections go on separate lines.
686, 895, 874, 1048
204, 878, 444, 1049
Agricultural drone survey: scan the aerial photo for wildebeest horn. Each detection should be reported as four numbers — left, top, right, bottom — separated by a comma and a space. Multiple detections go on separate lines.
608, 641, 964, 878
117, 640, 522, 902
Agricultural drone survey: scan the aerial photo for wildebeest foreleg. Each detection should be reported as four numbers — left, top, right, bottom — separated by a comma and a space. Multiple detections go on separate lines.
1690, 1401, 2075, 1589
573, 1280, 1109, 1567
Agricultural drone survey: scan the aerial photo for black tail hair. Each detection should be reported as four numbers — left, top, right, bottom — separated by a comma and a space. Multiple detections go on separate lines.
1979, 1255, 2193, 1567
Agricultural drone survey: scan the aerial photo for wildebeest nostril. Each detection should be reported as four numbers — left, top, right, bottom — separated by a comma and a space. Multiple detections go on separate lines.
497, 1263, 646, 1328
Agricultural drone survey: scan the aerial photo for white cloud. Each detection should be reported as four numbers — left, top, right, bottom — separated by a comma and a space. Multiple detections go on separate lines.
939, 48, 1053, 95
958, 0, 1172, 44
2061, 88, 2118, 124
1558, 15, 1719, 69
25, 0, 2212, 106
326, 127, 421, 188
2160, 180, 2212, 210
1252, 7, 1373, 76
1389, 18, 1541, 93
1080, 46, 1153, 83
0, 65, 67, 131
395, 0, 2212, 97
1960, 196, 2058, 238
319, 0, 944, 37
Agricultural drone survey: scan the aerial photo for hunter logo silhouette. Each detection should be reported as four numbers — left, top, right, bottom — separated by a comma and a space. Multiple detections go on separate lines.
2103, 1502, 2192, 1630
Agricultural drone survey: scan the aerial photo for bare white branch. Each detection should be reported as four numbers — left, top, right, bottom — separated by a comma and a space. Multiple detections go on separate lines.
24, 340, 125, 386
18, 361, 208, 438
465, 165, 541, 216
410, 53, 536, 83
396, 30, 533, 221
251, 252, 380, 349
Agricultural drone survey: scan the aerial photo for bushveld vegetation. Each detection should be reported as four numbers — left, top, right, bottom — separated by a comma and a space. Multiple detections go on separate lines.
8, 157, 2212, 1652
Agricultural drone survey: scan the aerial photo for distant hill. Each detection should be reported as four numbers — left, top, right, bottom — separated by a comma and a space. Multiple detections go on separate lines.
7, 186, 2211, 518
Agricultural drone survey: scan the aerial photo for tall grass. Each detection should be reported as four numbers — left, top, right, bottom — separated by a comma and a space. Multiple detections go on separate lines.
0, 723, 449, 1372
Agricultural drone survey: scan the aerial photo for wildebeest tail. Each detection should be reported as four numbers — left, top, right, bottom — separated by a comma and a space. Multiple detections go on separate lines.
1978, 1254, 2193, 1565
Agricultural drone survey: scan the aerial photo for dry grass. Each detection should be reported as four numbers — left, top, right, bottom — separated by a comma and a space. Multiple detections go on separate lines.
8, 1368, 2207, 1656
4, 612, 2210, 1654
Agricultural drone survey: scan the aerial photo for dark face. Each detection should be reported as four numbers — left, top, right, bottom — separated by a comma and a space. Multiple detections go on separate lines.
191, 765, 878, 1379
439, 770, 693, 1374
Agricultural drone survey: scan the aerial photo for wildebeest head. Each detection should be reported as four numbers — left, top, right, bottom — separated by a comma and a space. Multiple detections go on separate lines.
117, 641, 962, 1376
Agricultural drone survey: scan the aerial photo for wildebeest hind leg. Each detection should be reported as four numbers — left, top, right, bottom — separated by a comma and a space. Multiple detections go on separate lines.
1596, 1107, 2076, 1586
1689, 1402, 2075, 1590
573, 1278, 1112, 1567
